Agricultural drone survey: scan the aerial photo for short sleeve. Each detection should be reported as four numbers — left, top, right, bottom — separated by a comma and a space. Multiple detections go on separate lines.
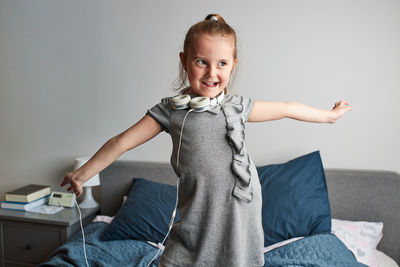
146, 97, 172, 133
240, 96, 254, 122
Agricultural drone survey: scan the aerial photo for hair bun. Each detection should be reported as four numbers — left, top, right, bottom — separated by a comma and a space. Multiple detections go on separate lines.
205, 14, 226, 24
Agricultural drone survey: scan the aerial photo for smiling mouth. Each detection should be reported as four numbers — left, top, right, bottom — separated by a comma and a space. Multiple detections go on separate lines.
202, 81, 219, 88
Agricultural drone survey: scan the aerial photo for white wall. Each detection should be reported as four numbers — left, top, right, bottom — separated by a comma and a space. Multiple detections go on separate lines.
0, 0, 399, 200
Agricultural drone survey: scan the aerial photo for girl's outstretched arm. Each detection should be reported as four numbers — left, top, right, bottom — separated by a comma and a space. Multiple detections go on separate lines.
60, 115, 162, 196
248, 100, 352, 123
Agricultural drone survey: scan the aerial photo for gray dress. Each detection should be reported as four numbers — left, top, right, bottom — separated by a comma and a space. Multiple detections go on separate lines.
146, 94, 264, 267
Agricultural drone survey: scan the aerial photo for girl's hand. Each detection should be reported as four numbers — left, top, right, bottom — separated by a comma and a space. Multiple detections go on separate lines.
60, 172, 84, 197
330, 100, 352, 123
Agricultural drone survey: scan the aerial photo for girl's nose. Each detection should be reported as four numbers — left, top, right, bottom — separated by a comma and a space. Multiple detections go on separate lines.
207, 65, 217, 78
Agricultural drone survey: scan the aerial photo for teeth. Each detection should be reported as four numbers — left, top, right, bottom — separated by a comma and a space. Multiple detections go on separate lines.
202, 81, 218, 86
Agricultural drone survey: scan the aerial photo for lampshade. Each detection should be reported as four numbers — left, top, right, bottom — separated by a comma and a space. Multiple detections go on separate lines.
73, 157, 100, 209
74, 157, 100, 187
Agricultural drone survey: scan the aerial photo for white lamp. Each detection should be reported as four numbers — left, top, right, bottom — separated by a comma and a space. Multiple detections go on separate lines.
74, 157, 100, 209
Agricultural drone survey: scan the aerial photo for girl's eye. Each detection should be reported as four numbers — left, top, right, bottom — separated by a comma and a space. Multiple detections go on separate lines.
197, 60, 206, 65
218, 61, 227, 67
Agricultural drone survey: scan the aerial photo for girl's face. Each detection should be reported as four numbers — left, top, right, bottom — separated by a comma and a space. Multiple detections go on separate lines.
180, 34, 237, 98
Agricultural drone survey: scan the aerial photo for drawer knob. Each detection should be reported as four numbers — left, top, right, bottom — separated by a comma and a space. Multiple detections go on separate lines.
25, 244, 32, 250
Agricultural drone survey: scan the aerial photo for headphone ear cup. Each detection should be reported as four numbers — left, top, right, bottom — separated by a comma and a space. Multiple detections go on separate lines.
190, 97, 211, 112
171, 94, 191, 110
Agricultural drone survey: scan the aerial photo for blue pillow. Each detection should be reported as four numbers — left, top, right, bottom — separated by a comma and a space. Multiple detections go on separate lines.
257, 151, 331, 247
102, 178, 179, 242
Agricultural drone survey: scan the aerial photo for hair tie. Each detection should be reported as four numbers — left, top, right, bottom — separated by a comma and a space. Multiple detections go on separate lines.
209, 15, 218, 21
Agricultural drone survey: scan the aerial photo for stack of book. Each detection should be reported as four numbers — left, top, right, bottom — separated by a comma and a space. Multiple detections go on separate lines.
1, 184, 51, 211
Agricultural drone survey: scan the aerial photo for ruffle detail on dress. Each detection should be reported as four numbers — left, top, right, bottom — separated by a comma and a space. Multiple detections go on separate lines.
221, 96, 253, 203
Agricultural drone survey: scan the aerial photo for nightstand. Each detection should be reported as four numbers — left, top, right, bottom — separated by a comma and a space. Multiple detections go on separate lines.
0, 206, 99, 266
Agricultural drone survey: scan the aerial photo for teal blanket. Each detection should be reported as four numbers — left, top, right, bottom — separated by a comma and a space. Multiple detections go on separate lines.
264, 233, 367, 267
39, 222, 366, 267
38, 222, 160, 267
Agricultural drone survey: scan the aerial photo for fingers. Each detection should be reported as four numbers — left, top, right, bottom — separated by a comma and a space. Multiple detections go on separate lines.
67, 186, 82, 197
74, 189, 83, 197
60, 177, 69, 187
333, 100, 351, 109
333, 101, 341, 109
340, 101, 351, 107
61, 172, 83, 197
60, 172, 72, 187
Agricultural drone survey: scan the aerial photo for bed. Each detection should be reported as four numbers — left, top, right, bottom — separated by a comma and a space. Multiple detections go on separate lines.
39, 152, 400, 267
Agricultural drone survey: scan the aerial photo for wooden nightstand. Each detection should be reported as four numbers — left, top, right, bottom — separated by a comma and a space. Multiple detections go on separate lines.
0, 206, 99, 266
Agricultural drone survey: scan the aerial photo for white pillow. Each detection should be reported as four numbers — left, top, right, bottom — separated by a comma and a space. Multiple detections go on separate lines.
92, 196, 126, 223
92, 215, 114, 223
377, 250, 399, 267
331, 218, 383, 267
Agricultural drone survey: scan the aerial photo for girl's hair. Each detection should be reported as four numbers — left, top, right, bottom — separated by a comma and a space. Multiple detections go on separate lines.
174, 14, 238, 93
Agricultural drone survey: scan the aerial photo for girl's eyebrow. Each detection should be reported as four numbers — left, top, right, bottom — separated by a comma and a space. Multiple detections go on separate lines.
193, 55, 230, 61
193, 54, 206, 59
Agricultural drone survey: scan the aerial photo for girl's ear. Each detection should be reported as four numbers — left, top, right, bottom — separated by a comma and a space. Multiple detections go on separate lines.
232, 58, 238, 71
179, 52, 187, 71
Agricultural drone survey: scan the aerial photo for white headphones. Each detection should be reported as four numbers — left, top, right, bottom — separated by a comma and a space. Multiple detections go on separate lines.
170, 91, 225, 112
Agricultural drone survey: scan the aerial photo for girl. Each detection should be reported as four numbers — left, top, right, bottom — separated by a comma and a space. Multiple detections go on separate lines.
61, 14, 351, 267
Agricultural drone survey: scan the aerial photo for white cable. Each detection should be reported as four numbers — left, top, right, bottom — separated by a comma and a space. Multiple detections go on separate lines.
176, 109, 193, 176
146, 177, 180, 267
146, 109, 192, 267
74, 197, 90, 267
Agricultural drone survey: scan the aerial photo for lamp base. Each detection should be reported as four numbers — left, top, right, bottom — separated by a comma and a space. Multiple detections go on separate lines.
79, 186, 99, 209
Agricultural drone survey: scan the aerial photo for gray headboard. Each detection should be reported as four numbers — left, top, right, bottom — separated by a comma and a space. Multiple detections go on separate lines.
99, 160, 400, 263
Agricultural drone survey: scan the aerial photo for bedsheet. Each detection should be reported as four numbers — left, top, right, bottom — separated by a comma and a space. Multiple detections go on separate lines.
39, 222, 366, 267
